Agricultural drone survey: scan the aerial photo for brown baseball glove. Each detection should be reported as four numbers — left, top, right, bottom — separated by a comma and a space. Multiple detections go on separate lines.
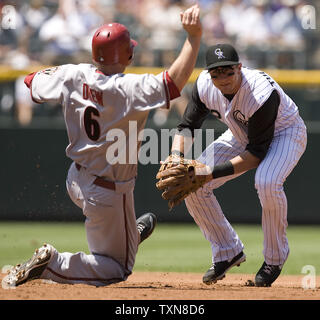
156, 159, 210, 210
157, 153, 185, 174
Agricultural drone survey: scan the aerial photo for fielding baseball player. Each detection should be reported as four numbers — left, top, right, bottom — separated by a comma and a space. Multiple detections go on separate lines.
3, 4, 202, 287
156, 43, 307, 287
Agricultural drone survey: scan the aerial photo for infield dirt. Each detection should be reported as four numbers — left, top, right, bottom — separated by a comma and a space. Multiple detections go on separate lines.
0, 272, 319, 300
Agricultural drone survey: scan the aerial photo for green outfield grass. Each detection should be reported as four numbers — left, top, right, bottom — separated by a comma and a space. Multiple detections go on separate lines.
0, 222, 319, 275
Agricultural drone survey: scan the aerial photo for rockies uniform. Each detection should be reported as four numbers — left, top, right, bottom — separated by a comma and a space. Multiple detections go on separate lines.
177, 44, 307, 285
22, 63, 178, 286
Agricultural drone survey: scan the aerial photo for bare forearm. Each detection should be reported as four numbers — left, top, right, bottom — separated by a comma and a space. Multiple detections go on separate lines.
171, 137, 261, 185
171, 133, 194, 156
167, 4, 202, 92
230, 151, 261, 174
168, 35, 201, 92
208, 151, 261, 182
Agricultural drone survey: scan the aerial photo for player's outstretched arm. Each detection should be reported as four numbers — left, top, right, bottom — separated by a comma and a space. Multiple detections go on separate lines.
167, 4, 202, 92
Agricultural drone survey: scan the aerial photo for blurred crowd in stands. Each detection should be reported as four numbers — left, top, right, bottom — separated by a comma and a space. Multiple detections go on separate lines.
1, 0, 319, 69
0, 0, 319, 125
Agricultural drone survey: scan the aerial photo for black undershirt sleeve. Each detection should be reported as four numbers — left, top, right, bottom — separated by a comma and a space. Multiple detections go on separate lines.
246, 89, 280, 160
177, 78, 210, 137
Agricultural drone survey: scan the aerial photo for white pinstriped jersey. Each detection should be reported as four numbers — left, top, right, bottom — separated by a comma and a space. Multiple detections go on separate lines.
186, 66, 307, 267
197, 67, 301, 145
30, 63, 170, 181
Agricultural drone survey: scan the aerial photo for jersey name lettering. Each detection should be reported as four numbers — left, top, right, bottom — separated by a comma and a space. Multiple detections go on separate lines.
83, 83, 103, 106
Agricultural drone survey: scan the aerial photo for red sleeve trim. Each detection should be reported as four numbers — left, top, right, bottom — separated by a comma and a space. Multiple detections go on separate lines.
24, 72, 42, 104
165, 71, 181, 100
24, 72, 36, 88
95, 69, 105, 75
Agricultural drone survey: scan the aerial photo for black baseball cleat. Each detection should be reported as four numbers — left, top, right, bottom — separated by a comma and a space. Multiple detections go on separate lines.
255, 262, 282, 287
2, 243, 53, 287
136, 212, 157, 243
203, 251, 246, 285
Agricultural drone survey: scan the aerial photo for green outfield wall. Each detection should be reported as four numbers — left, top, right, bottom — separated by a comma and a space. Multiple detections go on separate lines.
0, 68, 319, 224
0, 124, 317, 224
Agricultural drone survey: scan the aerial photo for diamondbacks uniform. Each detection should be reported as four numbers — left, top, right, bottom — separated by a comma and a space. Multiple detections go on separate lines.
182, 67, 307, 266
25, 63, 178, 286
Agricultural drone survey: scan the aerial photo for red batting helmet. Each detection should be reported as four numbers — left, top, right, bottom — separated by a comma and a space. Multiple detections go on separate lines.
92, 23, 137, 65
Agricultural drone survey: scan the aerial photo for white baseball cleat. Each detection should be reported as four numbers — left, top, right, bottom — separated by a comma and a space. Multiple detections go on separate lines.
2, 243, 53, 287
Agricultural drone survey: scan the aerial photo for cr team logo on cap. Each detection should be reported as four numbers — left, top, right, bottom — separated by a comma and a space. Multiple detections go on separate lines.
215, 48, 225, 59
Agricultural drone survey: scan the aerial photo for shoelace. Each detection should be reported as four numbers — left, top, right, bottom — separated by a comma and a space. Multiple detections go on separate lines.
137, 223, 145, 234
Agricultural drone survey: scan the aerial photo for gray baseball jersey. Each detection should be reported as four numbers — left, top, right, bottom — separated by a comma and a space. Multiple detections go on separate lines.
25, 63, 176, 286
29, 63, 171, 181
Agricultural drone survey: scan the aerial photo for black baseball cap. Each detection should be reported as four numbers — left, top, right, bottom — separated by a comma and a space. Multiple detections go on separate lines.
205, 44, 239, 70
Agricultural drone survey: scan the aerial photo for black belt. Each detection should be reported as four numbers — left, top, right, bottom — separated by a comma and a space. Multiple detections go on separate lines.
75, 163, 115, 191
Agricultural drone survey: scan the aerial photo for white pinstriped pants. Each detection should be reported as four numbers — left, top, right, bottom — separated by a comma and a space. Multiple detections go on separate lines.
185, 121, 307, 266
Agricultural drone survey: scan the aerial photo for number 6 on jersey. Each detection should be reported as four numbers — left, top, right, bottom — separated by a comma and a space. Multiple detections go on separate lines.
84, 106, 100, 141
